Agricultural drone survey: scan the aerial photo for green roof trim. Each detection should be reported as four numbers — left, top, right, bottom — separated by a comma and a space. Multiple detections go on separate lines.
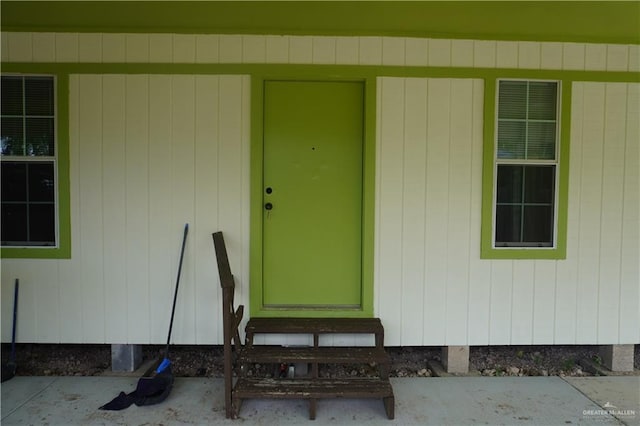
2, 1, 639, 44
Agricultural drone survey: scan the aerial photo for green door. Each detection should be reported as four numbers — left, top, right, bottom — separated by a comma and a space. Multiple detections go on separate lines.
262, 81, 364, 309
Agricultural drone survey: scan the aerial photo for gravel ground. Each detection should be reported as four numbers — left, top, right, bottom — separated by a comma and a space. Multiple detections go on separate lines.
3, 344, 638, 378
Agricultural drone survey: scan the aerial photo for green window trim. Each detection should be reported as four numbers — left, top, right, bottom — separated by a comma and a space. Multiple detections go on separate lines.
481, 78, 571, 260
1, 73, 71, 259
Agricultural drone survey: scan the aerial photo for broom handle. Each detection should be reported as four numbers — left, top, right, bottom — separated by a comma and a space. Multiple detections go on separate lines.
10, 279, 19, 362
165, 223, 189, 359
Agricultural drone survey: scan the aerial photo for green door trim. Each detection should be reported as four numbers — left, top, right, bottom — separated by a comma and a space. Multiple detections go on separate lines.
250, 75, 376, 318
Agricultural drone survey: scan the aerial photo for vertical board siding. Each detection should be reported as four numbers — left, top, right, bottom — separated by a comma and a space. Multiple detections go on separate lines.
375, 78, 639, 346
1, 31, 638, 346
376, 77, 484, 346
1, 75, 250, 344
3, 32, 639, 72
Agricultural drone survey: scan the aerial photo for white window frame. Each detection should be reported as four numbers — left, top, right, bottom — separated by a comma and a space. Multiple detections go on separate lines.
492, 78, 561, 250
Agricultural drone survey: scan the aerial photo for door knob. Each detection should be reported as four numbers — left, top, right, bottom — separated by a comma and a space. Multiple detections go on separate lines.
265, 202, 273, 210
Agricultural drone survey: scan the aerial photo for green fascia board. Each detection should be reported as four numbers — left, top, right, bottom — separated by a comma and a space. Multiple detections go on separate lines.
2, 1, 639, 45
1, 73, 71, 259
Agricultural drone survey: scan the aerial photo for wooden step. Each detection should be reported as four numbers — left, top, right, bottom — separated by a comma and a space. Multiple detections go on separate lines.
233, 377, 395, 419
234, 377, 393, 399
240, 345, 391, 365
246, 317, 384, 335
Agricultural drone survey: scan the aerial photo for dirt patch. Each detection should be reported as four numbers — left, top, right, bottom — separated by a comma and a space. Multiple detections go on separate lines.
3, 343, 638, 378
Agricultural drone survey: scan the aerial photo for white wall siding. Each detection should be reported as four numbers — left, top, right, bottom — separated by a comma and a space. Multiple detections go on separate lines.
2, 32, 639, 72
1, 31, 638, 347
571, 82, 640, 344
375, 77, 484, 346
1, 75, 251, 344
375, 78, 639, 346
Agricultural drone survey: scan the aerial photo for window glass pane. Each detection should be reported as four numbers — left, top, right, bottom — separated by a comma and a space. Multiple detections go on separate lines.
28, 163, 55, 202
523, 205, 553, 244
25, 77, 54, 116
496, 165, 522, 203
497, 121, 526, 159
1, 203, 27, 243
498, 81, 527, 119
495, 205, 521, 244
1, 76, 57, 248
527, 121, 556, 160
1, 162, 27, 201
1, 76, 23, 115
30, 203, 56, 244
528, 82, 557, 120
25, 118, 55, 156
1, 117, 25, 156
524, 166, 555, 204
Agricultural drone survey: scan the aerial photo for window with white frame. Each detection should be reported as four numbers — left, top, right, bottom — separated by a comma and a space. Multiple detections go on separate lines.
494, 79, 559, 248
1, 75, 57, 247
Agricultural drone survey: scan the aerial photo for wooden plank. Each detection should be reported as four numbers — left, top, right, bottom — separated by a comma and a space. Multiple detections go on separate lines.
382, 37, 405, 66
473, 40, 496, 68
423, 78, 450, 345
54, 33, 78, 62
77, 75, 106, 343
289, 36, 313, 64
170, 75, 196, 344
554, 82, 583, 344
147, 75, 174, 344
597, 83, 627, 343
496, 41, 518, 69
234, 378, 393, 399
518, 41, 541, 69
58, 75, 84, 343
428, 39, 451, 67
619, 83, 640, 342
451, 40, 474, 67
101, 75, 127, 343
194, 75, 220, 344
32, 261, 60, 342
240, 346, 390, 364
196, 35, 220, 63
102, 34, 125, 62
376, 77, 404, 346
125, 75, 151, 343
265, 35, 289, 63
510, 260, 534, 344
172, 34, 196, 63
219, 35, 242, 63
467, 79, 492, 345
246, 318, 384, 335
532, 261, 557, 344
125, 34, 149, 63
242, 35, 266, 63
33, 33, 56, 61
78, 33, 102, 63
400, 78, 428, 345
575, 83, 604, 343
445, 79, 474, 344
359, 36, 382, 65
312, 36, 336, 64
541, 43, 563, 70
489, 261, 513, 345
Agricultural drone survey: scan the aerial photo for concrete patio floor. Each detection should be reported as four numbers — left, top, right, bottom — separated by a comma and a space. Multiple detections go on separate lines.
1, 376, 638, 425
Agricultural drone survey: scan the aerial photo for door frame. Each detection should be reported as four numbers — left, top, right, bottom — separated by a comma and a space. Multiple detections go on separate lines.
250, 74, 377, 318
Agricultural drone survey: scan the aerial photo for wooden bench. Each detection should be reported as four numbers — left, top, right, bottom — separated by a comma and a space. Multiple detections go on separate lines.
212, 231, 395, 420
